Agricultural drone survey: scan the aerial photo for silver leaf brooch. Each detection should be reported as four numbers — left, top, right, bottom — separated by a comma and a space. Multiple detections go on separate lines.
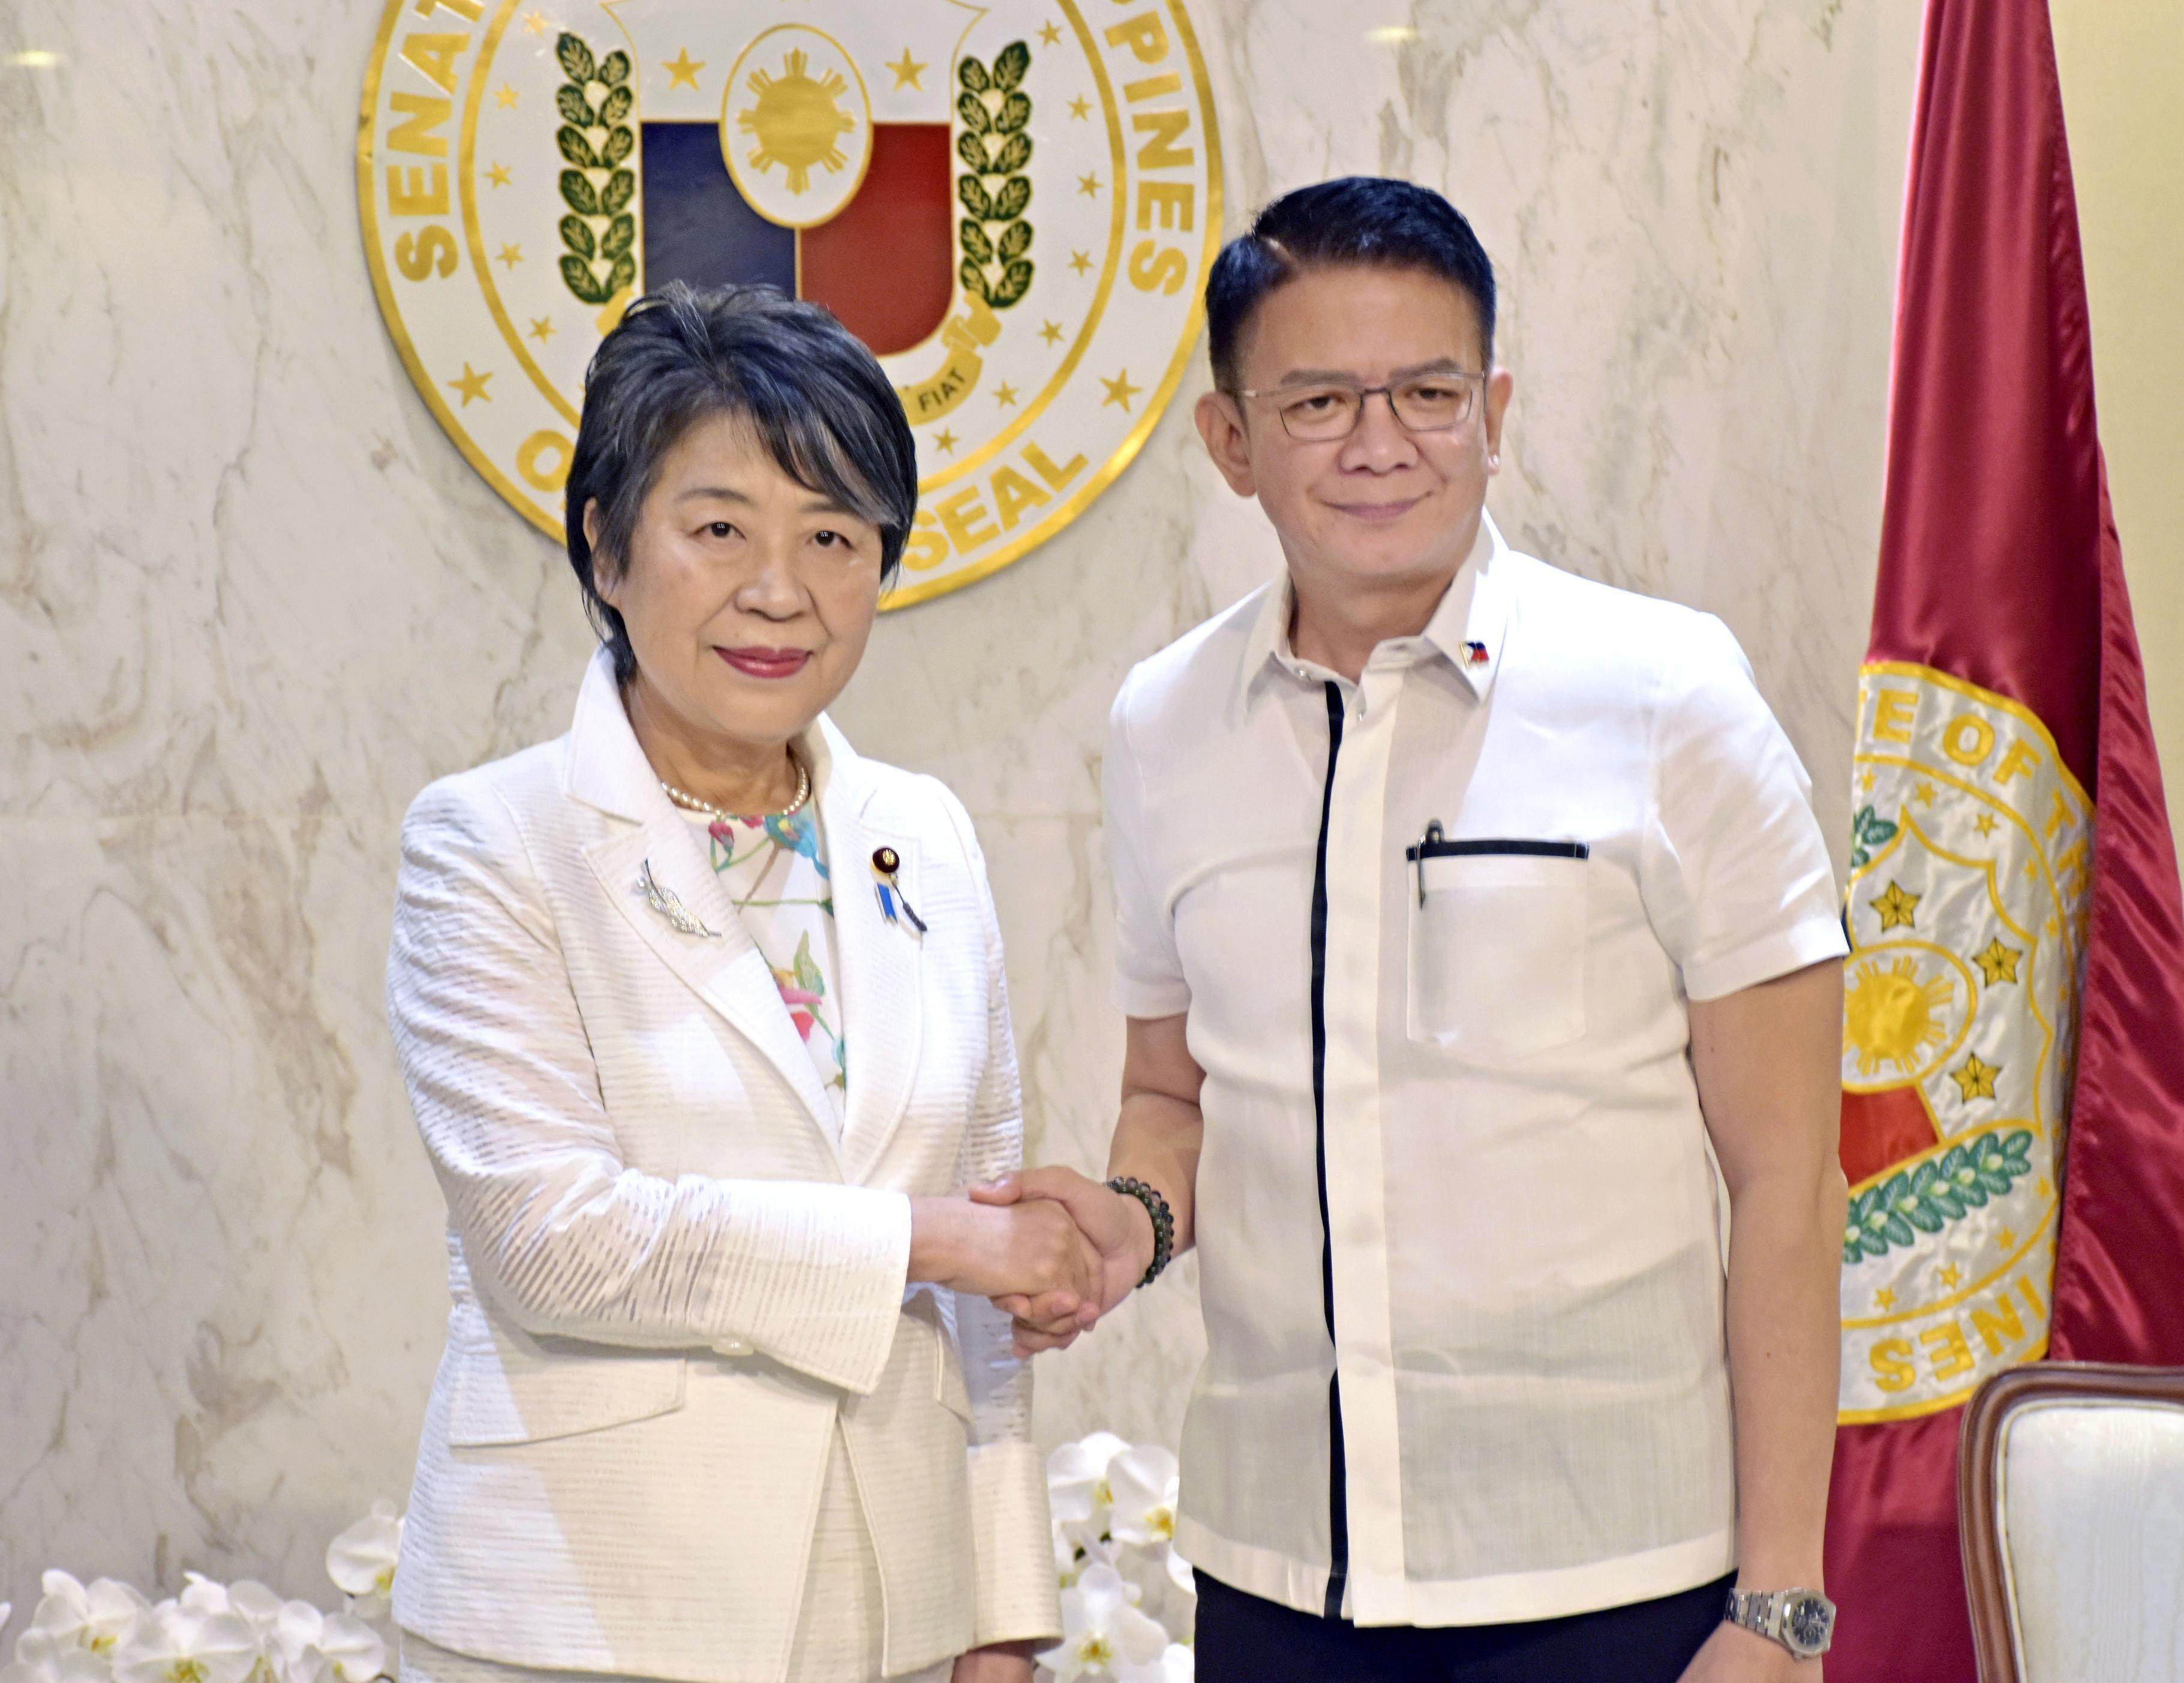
638, 859, 721, 939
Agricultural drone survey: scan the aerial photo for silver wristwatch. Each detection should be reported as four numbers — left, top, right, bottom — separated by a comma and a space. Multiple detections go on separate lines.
1724, 1586, 1835, 1658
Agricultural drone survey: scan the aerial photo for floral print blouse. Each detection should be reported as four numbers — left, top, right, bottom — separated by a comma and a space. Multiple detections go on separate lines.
680, 803, 846, 1132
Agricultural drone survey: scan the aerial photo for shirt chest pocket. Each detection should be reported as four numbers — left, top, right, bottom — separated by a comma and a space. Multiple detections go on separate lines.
1405, 834, 1590, 1058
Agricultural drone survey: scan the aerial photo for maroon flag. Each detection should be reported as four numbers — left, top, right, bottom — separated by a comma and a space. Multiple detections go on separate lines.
1823, 0, 2184, 1676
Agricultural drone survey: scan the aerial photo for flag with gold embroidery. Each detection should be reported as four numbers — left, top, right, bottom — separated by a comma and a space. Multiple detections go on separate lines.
1820, 1, 2184, 1678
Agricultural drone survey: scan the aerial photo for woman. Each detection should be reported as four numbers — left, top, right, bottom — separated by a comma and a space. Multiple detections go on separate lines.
384, 284, 1084, 1683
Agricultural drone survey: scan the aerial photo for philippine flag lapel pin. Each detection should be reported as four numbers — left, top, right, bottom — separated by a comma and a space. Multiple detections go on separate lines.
1464, 640, 1491, 668
870, 846, 927, 934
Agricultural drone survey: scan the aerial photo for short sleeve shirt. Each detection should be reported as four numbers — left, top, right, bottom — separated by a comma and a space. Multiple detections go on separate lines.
1104, 512, 1847, 1627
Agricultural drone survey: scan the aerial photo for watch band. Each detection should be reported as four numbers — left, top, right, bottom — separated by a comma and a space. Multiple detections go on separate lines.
1107, 1176, 1173, 1287
1723, 1586, 1835, 1658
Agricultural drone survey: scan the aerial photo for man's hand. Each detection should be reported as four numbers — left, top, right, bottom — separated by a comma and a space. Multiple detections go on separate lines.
975, 1014, 1201, 1357
1676, 1619, 1816, 1683
968, 1167, 1156, 1354
951, 1639, 1038, 1683
906, 1192, 1102, 1314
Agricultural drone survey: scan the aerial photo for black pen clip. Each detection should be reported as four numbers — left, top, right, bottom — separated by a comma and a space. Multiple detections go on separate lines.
1412, 819, 1445, 904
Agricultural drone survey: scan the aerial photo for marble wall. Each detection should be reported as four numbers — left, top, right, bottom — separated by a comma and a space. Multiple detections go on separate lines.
0, 0, 1921, 1619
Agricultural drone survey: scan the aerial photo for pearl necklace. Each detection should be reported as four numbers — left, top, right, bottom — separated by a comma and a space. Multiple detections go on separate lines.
659, 752, 810, 824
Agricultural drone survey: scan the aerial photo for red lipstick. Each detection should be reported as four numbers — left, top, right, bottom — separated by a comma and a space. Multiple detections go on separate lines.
716, 646, 812, 680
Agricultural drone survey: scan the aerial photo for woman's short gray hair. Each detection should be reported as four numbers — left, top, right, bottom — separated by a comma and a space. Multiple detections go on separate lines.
564, 282, 919, 684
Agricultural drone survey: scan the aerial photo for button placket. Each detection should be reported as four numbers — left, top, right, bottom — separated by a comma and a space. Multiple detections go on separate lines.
1317, 667, 1410, 1616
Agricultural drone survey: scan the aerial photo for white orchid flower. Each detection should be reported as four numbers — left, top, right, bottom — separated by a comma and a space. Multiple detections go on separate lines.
2, 1626, 112, 1683
24, 1575, 146, 1660
269, 1601, 326, 1683
1035, 1563, 1168, 1683
1104, 1444, 1197, 1606
178, 1579, 300, 1683
1116, 1643, 1193, 1683
169, 1586, 223, 1624
1047, 1432, 1130, 1549
175, 1580, 282, 1641
1105, 1445, 1178, 1551
1052, 1526, 1125, 1594
303, 1615, 383, 1683
262, 1598, 384, 1683
323, 1506, 401, 1623
110, 1600, 258, 1683
270, 1651, 324, 1683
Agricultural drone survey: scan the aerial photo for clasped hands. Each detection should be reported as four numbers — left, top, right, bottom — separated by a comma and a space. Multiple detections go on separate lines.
916, 1169, 1154, 1357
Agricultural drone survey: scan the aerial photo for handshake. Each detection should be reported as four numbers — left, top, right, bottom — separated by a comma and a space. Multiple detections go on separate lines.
910, 1168, 1159, 1357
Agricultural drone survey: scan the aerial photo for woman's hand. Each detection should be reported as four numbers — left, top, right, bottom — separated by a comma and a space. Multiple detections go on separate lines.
908, 1193, 1102, 1313
951, 1639, 1038, 1683
969, 1168, 1156, 1354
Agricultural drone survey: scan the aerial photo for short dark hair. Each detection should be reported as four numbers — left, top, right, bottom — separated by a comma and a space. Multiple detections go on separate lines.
565, 282, 918, 684
1204, 177, 1497, 392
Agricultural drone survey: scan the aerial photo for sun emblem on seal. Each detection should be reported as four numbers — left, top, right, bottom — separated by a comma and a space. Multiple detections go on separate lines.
738, 49, 855, 194
1843, 955, 1956, 1079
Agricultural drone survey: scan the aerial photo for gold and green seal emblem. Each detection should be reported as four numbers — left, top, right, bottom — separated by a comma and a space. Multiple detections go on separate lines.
359, 0, 1221, 606
1835, 663, 2090, 1421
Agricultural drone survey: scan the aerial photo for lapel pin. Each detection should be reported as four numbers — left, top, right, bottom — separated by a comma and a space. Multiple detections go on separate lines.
638, 859, 721, 939
870, 846, 927, 933
1464, 641, 1491, 668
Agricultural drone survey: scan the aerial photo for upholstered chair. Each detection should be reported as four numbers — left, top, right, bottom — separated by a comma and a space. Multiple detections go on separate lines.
1959, 1362, 2184, 1683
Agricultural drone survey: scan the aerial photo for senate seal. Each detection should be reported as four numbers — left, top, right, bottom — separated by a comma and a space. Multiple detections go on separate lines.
359, 0, 1221, 607
1834, 663, 2090, 1422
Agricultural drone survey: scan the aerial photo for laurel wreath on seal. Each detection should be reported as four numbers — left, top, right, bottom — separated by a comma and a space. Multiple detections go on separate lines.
954, 42, 1035, 309
552, 33, 637, 309
1847, 803, 1900, 872
1842, 1129, 2035, 1264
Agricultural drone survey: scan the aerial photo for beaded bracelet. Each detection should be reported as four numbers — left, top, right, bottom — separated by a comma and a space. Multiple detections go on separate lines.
1107, 1176, 1174, 1288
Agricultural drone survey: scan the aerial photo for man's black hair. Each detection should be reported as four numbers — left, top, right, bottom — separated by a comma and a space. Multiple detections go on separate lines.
1204, 176, 1497, 391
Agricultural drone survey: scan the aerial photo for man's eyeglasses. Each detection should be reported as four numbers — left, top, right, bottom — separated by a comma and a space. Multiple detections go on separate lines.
1232, 371, 1486, 441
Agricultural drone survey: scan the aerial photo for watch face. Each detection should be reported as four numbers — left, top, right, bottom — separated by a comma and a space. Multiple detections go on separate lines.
1783, 1594, 1834, 1654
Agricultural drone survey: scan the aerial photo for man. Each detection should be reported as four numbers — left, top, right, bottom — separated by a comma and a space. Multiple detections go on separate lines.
979, 178, 1847, 1682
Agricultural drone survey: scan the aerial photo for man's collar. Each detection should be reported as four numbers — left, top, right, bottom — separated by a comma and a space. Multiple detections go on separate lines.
1423, 510, 1512, 699
1237, 574, 1294, 710
1239, 509, 1513, 710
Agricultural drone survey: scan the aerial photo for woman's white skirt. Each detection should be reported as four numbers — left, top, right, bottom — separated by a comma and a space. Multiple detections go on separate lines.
398, 1423, 954, 1683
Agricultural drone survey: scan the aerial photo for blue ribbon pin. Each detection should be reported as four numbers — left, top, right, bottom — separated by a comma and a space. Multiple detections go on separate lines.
870, 846, 927, 933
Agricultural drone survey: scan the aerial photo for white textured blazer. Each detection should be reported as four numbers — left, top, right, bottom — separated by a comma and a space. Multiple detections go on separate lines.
385, 651, 1059, 1683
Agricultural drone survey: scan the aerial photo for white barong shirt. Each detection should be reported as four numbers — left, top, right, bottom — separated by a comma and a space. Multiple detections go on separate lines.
1104, 512, 1846, 1627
